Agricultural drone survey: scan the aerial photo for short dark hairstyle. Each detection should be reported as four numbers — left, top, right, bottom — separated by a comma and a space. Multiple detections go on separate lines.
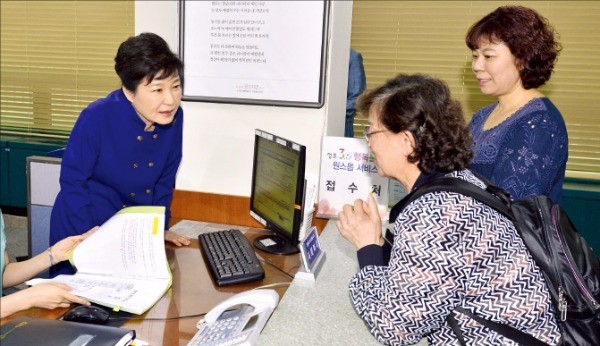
114, 32, 183, 92
465, 5, 561, 89
357, 74, 472, 174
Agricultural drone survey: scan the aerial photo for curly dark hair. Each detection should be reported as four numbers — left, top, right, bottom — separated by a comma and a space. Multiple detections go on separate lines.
466, 5, 561, 89
357, 74, 473, 173
115, 32, 183, 92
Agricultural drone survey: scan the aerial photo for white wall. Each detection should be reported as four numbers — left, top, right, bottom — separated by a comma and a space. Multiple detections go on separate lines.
135, 1, 352, 197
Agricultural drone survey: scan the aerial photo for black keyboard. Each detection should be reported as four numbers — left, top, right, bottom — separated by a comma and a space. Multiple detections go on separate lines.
199, 229, 265, 286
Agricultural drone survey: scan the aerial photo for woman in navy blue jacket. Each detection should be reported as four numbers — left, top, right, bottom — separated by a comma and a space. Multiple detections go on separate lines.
50, 33, 190, 276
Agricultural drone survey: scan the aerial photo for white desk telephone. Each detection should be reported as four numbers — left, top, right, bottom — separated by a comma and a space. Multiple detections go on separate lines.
187, 289, 279, 346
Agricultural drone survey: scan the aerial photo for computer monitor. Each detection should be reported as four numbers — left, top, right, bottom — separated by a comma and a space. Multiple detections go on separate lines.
250, 129, 306, 255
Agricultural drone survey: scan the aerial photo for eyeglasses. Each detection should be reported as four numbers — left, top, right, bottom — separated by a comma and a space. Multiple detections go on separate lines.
364, 125, 388, 143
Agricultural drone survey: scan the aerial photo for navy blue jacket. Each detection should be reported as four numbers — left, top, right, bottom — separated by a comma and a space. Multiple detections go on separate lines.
50, 89, 183, 275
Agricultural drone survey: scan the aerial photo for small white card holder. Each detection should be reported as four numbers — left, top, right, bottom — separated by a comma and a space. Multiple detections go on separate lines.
295, 226, 326, 283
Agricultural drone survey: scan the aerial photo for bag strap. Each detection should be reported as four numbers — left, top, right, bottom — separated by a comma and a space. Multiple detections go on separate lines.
454, 308, 550, 346
446, 311, 467, 346
405, 176, 514, 221
407, 176, 549, 346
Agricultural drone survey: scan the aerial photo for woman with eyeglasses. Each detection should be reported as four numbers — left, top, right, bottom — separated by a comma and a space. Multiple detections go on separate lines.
337, 74, 560, 345
49, 33, 190, 277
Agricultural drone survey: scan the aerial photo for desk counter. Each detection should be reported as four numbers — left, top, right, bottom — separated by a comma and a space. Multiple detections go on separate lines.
258, 220, 427, 346
1, 222, 298, 346
2, 220, 427, 345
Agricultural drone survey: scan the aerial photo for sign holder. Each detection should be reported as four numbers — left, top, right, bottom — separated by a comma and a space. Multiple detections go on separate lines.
295, 226, 326, 283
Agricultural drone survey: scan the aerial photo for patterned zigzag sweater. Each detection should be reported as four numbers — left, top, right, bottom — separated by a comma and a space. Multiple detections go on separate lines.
349, 170, 560, 345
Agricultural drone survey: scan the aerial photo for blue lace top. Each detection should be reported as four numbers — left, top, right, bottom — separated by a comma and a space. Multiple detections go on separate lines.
469, 97, 568, 203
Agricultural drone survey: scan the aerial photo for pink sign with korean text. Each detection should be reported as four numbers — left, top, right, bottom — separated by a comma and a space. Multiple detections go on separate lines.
317, 136, 389, 220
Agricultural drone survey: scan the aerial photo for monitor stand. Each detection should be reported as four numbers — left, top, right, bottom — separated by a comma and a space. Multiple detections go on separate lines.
253, 234, 299, 255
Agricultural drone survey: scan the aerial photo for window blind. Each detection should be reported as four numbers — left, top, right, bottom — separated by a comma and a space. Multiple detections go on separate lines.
351, 1, 600, 178
0, 1, 134, 139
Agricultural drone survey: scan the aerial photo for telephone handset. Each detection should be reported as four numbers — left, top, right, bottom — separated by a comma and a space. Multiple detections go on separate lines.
187, 289, 279, 346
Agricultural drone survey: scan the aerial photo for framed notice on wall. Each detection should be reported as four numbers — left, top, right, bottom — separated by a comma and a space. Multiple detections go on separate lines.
179, 0, 329, 108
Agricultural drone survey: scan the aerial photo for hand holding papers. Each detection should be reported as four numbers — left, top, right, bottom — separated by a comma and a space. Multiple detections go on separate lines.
27, 206, 171, 315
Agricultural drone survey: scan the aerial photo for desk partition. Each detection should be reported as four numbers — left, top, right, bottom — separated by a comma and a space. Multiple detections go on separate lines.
26, 156, 62, 279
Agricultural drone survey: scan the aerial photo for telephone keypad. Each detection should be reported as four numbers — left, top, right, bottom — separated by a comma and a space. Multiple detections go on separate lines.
188, 305, 255, 346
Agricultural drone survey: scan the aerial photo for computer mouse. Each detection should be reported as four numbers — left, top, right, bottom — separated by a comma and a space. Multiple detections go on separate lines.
63, 305, 110, 325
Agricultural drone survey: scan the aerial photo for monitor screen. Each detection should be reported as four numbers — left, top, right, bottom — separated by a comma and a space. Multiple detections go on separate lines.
250, 129, 306, 255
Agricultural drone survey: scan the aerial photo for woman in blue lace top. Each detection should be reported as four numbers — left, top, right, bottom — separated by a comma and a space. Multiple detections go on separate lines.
466, 6, 568, 203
